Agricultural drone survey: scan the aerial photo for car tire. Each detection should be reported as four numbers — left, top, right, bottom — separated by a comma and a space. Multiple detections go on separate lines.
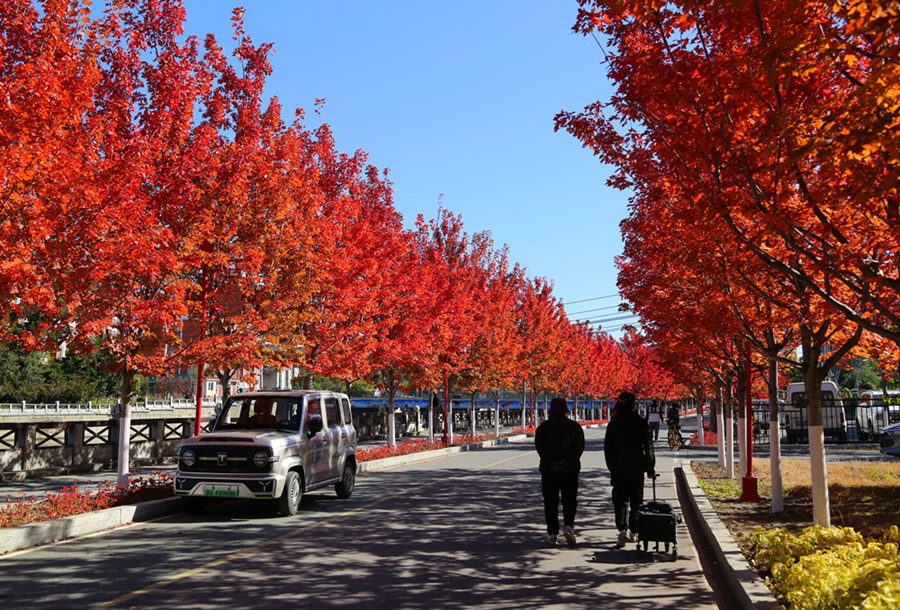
277, 471, 302, 516
335, 462, 355, 499
182, 496, 207, 513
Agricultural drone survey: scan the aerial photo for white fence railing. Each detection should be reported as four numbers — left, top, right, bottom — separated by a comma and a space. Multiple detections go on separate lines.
0, 398, 217, 415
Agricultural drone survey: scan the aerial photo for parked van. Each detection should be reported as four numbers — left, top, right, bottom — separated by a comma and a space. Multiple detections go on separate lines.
750, 399, 786, 439
783, 381, 848, 442
857, 390, 900, 440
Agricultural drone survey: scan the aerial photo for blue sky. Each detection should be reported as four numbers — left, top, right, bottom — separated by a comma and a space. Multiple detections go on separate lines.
181, 1, 633, 334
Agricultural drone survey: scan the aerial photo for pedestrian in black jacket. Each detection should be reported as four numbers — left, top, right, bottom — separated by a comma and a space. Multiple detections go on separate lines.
604, 391, 656, 548
535, 397, 585, 546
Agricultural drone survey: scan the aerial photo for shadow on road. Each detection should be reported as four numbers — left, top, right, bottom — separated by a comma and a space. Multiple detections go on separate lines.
2, 437, 715, 609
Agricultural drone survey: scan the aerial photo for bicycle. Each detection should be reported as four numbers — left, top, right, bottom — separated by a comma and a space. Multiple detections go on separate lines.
667, 421, 683, 450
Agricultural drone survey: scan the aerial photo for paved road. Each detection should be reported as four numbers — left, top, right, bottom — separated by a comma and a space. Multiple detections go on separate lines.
1, 427, 717, 609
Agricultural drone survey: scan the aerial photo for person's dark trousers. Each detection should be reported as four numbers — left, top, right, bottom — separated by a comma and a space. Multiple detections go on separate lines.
611, 474, 644, 532
649, 421, 660, 440
541, 472, 579, 535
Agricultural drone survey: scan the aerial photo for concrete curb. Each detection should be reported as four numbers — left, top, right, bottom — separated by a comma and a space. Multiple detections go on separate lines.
1, 434, 532, 555
675, 465, 780, 609
0, 496, 182, 556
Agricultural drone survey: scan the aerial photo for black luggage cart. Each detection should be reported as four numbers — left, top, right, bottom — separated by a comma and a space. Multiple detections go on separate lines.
636, 475, 681, 558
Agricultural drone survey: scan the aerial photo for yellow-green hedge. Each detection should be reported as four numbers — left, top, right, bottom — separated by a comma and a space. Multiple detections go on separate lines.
748, 525, 900, 609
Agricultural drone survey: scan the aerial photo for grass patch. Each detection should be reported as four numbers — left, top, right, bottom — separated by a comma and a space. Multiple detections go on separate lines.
692, 459, 900, 540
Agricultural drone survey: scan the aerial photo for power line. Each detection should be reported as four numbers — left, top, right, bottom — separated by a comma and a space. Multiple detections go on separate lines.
596, 322, 642, 333
576, 315, 638, 325
588, 315, 640, 326
582, 314, 638, 325
602, 322, 639, 329
567, 304, 622, 316
562, 294, 619, 306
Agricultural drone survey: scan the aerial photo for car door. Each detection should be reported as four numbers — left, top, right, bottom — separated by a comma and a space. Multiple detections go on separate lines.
322, 396, 342, 480
340, 396, 356, 450
304, 395, 328, 485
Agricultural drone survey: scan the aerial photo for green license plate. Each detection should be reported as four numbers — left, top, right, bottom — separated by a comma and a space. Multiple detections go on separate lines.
204, 485, 239, 497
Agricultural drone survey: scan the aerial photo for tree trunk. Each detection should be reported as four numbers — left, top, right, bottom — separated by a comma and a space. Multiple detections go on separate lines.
116, 367, 135, 487
443, 374, 452, 445
521, 381, 527, 429
735, 363, 748, 482
387, 369, 396, 447
217, 369, 234, 404
724, 377, 734, 477
768, 356, 784, 513
800, 335, 831, 527
494, 390, 500, 438
799, 322, 862, 526
715, 385, 725, 466
428, 391, 435, 443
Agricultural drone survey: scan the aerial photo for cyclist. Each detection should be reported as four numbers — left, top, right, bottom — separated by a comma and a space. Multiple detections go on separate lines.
666, 402, 683, 449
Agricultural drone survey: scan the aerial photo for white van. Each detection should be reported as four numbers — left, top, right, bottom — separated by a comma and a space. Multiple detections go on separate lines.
783, 381, 848, 442
857, 390, 900, 440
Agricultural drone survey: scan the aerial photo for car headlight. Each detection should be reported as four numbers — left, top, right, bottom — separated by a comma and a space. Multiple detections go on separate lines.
252, 450, 269, 468
181, 448, 197, 468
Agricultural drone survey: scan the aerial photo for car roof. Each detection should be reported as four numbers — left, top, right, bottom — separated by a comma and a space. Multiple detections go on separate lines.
227, 390, 346, 398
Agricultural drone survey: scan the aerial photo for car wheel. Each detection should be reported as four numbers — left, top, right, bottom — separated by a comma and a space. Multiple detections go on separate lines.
335, 462, 355, 499
182, 496, 207, 513
277, 471, 302, 516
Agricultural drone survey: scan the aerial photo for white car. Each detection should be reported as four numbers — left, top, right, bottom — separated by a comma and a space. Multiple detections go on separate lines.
879, 422, 900, 457
174, 390, 357, 515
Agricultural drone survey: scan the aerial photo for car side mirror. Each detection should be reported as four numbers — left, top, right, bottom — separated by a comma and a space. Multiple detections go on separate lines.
306, 417, 323, 437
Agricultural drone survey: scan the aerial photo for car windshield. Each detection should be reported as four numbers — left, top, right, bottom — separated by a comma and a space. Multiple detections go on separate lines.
214, 397, 302, 431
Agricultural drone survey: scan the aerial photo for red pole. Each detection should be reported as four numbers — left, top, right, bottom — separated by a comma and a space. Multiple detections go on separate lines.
700, 390, 705, 445
740, 359, 761, 501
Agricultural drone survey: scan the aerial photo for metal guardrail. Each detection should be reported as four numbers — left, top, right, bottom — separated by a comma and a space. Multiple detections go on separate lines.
747, 398, 900, 444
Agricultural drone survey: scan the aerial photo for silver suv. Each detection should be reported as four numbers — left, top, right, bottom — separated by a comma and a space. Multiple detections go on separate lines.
173, 390, 357, 515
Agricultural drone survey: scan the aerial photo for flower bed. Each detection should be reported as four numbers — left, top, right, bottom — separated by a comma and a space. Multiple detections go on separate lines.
356, 432, 501, 462
748, 525, 900, 608
579, 419, 607, 426
0, 471, 174, 529
690, 429, 718, 445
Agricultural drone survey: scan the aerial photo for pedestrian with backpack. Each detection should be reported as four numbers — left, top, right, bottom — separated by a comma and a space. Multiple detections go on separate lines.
535, 397, 585, 547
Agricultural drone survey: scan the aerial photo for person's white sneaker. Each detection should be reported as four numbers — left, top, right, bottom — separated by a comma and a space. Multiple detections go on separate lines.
547, 533, 558, 545
627, 530, 636, 542
563, 526, 576, 547
616, 530, 628, 548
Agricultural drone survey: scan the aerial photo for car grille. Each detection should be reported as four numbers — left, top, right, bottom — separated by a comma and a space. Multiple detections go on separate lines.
180, 446, 268, 473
